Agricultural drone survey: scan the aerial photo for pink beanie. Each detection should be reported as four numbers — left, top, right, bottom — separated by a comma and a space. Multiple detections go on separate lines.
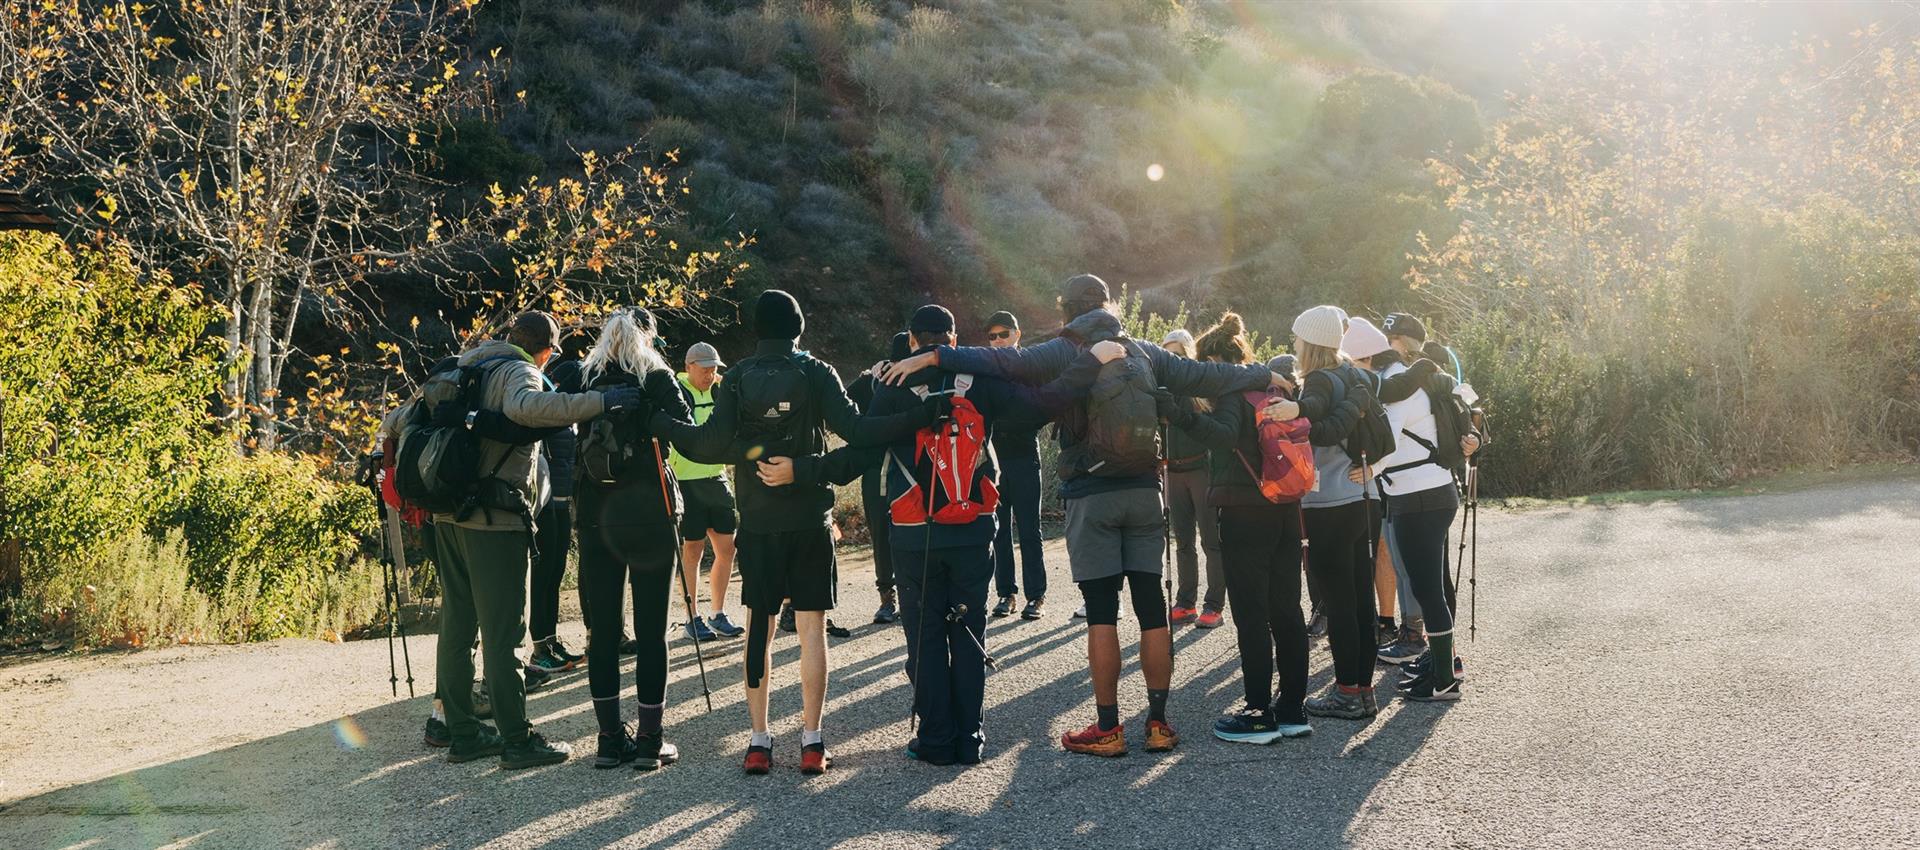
1341, 316, 1391, 360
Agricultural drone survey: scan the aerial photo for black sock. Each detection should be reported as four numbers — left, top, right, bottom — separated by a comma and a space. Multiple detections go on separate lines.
637, 702, 663, 736
1096, 703, 1119, 731
592, 698, 622, 736
1377, 615, 1396, 631
1147, 688, 1169, 723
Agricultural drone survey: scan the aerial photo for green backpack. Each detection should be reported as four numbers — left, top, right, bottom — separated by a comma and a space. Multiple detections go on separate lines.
392, 356, 522, 516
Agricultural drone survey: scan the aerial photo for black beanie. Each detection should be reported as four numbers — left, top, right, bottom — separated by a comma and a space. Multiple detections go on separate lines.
754, 289, 804, 341
1058, 273, 1111, 319
888, 331, 912, 361
909, 304, 956, 336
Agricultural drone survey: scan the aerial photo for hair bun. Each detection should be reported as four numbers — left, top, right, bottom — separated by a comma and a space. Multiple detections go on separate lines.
1216, 311, 1245, 336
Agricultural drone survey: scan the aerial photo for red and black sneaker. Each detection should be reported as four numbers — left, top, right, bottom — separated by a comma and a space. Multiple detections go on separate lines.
743, 745, 772, 775
799, 742, 832, 775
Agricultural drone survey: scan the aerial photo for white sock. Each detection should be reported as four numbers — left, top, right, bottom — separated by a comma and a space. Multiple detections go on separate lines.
431, 700, 445, 723
801, 728, 824, 747
750, 731, 773, 748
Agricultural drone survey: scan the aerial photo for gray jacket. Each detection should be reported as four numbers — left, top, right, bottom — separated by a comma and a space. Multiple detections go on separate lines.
436, 340, 607, 532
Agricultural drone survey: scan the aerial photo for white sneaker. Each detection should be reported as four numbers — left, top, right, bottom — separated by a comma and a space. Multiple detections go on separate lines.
1072, 604, 1087, 619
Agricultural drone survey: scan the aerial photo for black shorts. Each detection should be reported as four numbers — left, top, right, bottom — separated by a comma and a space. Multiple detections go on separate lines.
737, 527, 836, 613
678, 478, 738, 541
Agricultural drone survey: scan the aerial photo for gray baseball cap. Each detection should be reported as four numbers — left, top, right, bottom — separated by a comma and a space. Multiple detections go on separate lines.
685, 341, 725, 368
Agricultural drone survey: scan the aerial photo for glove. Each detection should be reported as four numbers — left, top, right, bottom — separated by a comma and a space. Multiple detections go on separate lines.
601, 385, 646, 414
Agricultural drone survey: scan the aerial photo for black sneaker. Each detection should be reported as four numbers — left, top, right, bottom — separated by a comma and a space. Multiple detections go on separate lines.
619, 634, 640, 655
905, 737, 957, 766
778, 604, 796, 633
1307, 607, 1328, 639
501, 731, 571, 770
594, 728, 640, 769
825, 618, 852, 638
1401, 675, 1463, 702
446, 729, 506, 763
1397, 653, 1466, 689
634, 731, 680, 771
550, 637, 584, 665
528, 642, 574, 674
991, 596, 1016, 618
1271, 702, 1314, 738
425, 716, 496, 748
524, 664, 552, 694
874, 590, 899, 625
1021, 599, 1045, 621
1212, 705, 1284, 745
1304, 687, 1378, 720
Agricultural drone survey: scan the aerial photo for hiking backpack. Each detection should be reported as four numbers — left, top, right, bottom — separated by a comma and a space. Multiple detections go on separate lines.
576, 374, 651, 485
391, 355, 539, 516
730, 351, 822, 457
1232, 389, 1317, 503
888, 375, 999, 526
1395, 371, 1477, 477
1079, 339, 1162, 478
1319, 363, 1396, 468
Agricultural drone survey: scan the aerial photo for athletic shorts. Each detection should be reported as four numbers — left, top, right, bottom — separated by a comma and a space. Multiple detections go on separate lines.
678, 477, 738, 541
737, 527, 836, 612
1062, 486, 1166, 583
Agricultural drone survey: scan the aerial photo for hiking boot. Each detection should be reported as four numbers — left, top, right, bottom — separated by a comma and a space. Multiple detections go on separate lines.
1169, 605, 1199, 626
1401, 675, 1463, 703
1304, 686, 1378, 720
906, 737, 956, 766
684, 616, 719, 642
1213, 705, 1285, 745
471, 684, 493, 720
992, 596, 1017, 618
528, 642, 574, 675
874, 590, 899, 625
778, 604, 796, 633
524, 664, 552, 694
1377, 627, 1427, 665
743, 744, 773, 775
634, 731, 679, 771
500, 731, 571, 770
1306, 607, 1327, 639
708, 611, 745, 638
1145, 719, 1180, 752
1061, 722, 1127, 757
1021, 599, 1045, 621
550, 637, 584, 665
446, 729, 505, 764
1072, 604, 1088, 620
594, 728, 640, 769
825, 618, 852, 638
619, 634, 639, 655
800, 742, 832, 775
425, 716, 495, 748
1196, 607, 1224, 629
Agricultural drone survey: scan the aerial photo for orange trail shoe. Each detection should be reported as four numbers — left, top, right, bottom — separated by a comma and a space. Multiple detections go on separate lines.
1061, 722, 1128, 757
1145, 719, 1181, 752
743, 745, 772, 775
1169, 605, 1199, 626
799, 742, 832, 775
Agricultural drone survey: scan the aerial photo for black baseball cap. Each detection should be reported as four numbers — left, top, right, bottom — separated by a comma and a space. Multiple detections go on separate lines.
909, 304, 956, 335
985, 310, 1020, 332
1382, 312, 1427, 342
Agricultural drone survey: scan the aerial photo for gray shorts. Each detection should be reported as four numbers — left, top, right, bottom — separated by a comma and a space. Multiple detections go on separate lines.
1063, 487, 1166, 584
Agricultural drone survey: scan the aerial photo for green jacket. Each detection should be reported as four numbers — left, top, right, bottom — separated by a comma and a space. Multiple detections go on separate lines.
436, 340, 608, 532
669, 372, 727, 482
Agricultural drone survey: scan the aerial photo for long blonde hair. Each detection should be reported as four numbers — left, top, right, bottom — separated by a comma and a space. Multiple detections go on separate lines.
583, 307, 669, 384
1294, 339, 1346, 382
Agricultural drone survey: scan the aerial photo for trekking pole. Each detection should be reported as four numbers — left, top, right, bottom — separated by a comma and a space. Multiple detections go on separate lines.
1452, 469, 1469, 615
360, 454, 408, 698
1467, 462, 1479, 642
1158, 420, 1175, 671
383, 499, 416, 697
946, 604, 996, 669
651, 439, 714, 712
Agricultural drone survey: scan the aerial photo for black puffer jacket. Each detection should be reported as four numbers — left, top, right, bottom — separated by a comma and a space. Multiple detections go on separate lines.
543, 358, 587, 500
573, 365, 690, 530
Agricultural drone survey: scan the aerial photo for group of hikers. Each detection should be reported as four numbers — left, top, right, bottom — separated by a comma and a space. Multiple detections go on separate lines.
376, 272, 1483, 774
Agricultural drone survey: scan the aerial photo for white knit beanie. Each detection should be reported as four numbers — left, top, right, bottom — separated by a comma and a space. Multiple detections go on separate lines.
1162, 328, 1194, 349
1341, 316, 1391, 360
1291, 305, 1348, 349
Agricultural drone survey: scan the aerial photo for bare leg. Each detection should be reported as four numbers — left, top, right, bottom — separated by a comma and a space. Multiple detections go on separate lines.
1375, 537, 1396, 621
795, 610, 829, 731
708, 532, 736, 615
1088, 624, 1122, 706
1139, 626, 1172, 691
680, 539, 707, 620
746, 613, 775, 733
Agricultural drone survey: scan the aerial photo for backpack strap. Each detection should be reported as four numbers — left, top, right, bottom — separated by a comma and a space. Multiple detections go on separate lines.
952, 374, 974, 399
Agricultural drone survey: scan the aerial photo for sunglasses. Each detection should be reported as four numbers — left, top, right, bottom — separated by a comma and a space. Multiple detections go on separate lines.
986, 330, 1013, 341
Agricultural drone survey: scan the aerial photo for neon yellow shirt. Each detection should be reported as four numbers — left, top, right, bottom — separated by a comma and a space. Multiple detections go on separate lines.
669, 372, 727, 481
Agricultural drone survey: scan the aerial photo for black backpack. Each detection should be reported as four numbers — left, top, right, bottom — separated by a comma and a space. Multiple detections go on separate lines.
730, 350, 822, 457
577, 372, 652, 485
1320, 363, 1396, 468
1384, 371, 1475, 478
393, 355, 524, 515
1078, 339, 1162, 478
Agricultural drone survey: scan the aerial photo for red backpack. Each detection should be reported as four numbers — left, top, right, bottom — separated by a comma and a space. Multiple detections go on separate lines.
889, 375, 1000, 526
1232, 389, 1316, 504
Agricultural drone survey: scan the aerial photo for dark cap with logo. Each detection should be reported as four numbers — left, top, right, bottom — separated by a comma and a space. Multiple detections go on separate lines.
1382, 312, 1427, 342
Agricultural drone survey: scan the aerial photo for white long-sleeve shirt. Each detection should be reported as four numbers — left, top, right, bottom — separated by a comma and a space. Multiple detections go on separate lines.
1375, 361, 1456, 497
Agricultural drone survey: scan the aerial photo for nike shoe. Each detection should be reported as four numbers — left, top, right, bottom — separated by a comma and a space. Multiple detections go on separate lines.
708, 611, 745, 638
1061, 722, 1127, 757
1397, 653, 1467, 689
992, 596, 1017, 618
1400, 675, 1463, 702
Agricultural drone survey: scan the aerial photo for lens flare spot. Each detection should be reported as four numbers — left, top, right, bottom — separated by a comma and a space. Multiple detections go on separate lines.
1146, 163, 1165, 182
334, 717, 369, 750
745, 444, 765, 461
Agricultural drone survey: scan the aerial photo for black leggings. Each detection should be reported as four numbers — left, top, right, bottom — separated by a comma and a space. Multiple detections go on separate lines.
1078, 572, 1168, 630
1303, 501, 1377, 687
578, 522, 675, 734
1218, 503, 1308, 713
1391, 492, 1458, 635
530, 500, 574, 643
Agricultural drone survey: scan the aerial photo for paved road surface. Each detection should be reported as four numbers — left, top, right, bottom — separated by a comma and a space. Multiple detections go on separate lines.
4, 476, 1918, 849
